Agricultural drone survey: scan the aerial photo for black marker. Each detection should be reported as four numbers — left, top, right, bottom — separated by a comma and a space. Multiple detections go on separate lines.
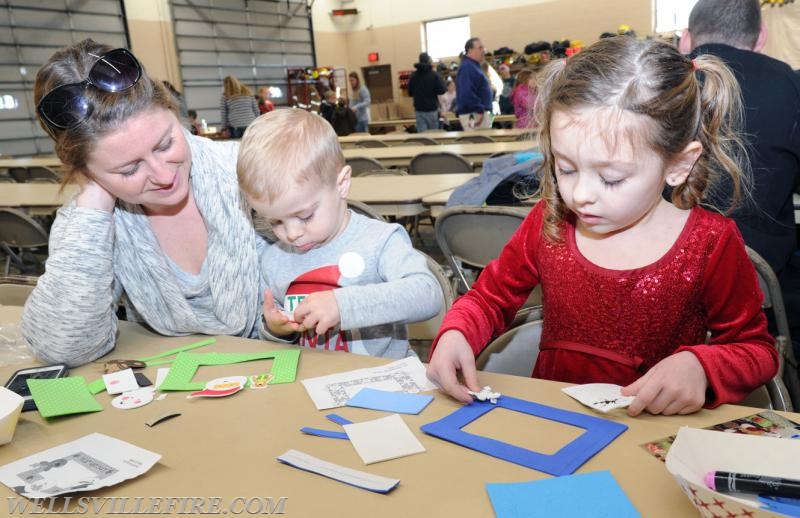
705, 471, 800, 499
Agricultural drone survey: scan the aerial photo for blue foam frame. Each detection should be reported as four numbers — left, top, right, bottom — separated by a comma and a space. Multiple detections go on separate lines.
420, 395, 627, 476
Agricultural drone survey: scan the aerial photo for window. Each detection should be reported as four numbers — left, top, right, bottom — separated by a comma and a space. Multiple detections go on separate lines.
654, 0, 699, 34
0, 0, 128, 157
171, 0, 316, 127
422, 16, 470, 61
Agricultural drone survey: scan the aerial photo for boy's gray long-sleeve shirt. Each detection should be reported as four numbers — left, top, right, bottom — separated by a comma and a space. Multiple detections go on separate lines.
260, 212, 441, 359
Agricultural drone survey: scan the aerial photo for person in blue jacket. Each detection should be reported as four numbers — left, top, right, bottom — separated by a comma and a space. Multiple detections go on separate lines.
455, 37, 493, 129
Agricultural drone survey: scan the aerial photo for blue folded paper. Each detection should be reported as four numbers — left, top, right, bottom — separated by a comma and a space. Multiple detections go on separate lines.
346, 388, 434, 414
486, 470, 640, 518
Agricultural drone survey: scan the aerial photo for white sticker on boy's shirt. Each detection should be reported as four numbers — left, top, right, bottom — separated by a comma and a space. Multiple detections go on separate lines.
561, 383, 635, 413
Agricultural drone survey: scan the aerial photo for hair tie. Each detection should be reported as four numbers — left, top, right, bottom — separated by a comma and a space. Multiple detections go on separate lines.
691, 59, 699, 71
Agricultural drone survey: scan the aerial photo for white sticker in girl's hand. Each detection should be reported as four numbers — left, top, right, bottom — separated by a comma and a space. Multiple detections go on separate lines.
561, 383, 635, 413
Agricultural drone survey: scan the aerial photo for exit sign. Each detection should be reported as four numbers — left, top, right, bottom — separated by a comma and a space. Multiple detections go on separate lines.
331, 8, 359, 15
368, 52, 379, 62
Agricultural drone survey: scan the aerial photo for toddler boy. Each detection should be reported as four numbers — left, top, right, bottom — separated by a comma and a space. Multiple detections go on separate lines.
237, 109, 442, 358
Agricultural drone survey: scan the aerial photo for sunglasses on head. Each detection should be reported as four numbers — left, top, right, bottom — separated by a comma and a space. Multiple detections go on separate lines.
37, 48, 142, 131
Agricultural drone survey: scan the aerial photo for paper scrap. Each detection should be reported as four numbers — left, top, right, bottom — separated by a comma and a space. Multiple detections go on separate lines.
276, 449, 399, 494
27, 377, 103, 418
343, 414, 426, 464
0, 433, 161, 499
102, 369, 139, 395
561, 383, 635, 413
301, 357, 437, 410
346, 388, 434, 414
154, 368, 170, 390
486, 470, 641, 518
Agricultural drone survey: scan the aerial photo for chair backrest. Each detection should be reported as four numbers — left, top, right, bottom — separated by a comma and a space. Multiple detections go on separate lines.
26, 166, 61, 182
476, 308, 543, 376
347, 199, 386, 221
435, 205, 527, 292
745, 246, 800, 406
355, 139, 389, 148
404, 137, 438, 146
456, 135, 495, 144
409, 152, 473, 174
358, 169, 407, 177
0, 208, 50, 248
407, 250, 456, 343
8, 167, 28, 182
346, 156, 385, 176
0, 282, 36, 306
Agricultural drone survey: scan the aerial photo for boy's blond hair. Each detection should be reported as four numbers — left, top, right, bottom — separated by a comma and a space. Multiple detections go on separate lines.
237, 109, 345, 203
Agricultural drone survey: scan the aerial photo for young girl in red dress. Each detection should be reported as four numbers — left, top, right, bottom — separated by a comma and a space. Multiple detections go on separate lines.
427, 36, 779, 416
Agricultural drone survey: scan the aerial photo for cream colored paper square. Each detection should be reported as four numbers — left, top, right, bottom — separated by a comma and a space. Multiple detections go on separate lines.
343, 414, 426, 465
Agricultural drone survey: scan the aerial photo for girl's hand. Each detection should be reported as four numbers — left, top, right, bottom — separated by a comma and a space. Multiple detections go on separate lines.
292, 291, 340, 336
621, 351, 708, 416
262, 289, 301, 337
426, 330, 482, 404
75, 178, 116, 212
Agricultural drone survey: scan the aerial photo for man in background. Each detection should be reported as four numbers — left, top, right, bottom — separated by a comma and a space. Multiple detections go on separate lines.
408, 52, 447, 132
681, 0, 800, 362
455, 37, 492, 129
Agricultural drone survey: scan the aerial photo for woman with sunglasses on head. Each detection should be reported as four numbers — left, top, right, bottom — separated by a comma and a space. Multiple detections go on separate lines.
22, 39, 267, 367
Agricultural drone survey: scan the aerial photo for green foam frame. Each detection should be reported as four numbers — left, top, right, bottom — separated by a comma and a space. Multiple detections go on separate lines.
158, 350, 301, 391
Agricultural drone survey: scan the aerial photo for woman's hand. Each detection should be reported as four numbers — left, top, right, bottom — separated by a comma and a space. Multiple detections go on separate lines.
621, 351, 708, 416
75, 178, 116, 212
426, 330, 482, 404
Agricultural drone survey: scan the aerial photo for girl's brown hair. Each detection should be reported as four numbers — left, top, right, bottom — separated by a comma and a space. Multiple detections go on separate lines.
534, 36, 748, 241
34, 39, 176, 185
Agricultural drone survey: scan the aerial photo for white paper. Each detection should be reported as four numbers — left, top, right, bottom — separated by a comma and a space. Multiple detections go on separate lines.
0, 433, 161, 499
154, 368, 170, 390
301, 357, 437, 410
561, 383, 635, 413
276, 449, 400, 493
343, 414, 426, 464
102, 369, 139, 395
666, 427, 800, 511
0, 387, 24, 445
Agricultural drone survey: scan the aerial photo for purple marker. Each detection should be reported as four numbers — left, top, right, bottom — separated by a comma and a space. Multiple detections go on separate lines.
705, 471, 800, 499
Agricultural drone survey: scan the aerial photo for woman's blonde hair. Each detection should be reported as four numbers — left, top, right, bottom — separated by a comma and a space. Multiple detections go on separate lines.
223, 75, 253, 98
237, 109, 344, 203
34, 39, 176, 185
534, 36, 748, 241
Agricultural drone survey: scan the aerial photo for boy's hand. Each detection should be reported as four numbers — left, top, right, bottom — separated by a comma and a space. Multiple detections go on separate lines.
621, 351, 708, 416
426, 330, 482, 404
262, 288, 301, 337
292, 291, 341, 336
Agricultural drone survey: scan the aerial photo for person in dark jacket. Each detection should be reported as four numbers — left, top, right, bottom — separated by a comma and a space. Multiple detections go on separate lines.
681, 0, 800, 360
408, 52, 447, 132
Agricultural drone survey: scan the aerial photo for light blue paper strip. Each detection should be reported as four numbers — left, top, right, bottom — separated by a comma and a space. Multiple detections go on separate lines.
486, 471, 641, 518
346, 387, 434, 415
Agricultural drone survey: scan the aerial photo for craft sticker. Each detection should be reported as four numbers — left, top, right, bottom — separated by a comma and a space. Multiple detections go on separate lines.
188, 376, 247, 398
111, 387, 156, 410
